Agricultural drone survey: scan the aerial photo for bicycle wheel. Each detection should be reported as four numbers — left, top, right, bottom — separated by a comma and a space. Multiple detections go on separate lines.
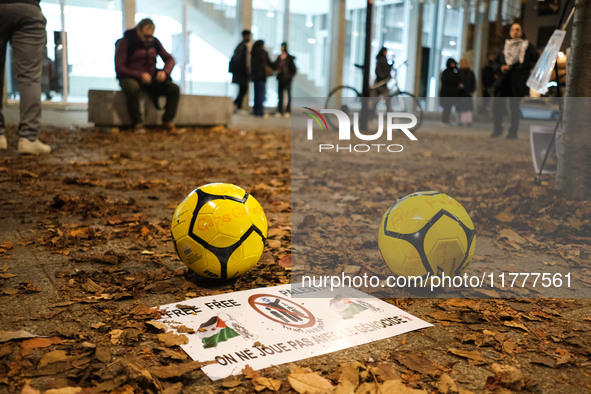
325, 86, 362, 131
389, 91, 424, 131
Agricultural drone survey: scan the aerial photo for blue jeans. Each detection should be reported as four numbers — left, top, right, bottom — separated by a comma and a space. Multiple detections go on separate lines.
253, 80, 266, 116
0, 3, 47, 140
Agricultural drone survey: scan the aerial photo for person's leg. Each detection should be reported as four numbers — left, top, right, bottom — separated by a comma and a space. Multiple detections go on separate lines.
277, 80, 284, 114
491, 96, 505, 137
507, 96, 521, 138
119, 78, 143, 126
10, 4, 46, 142
235, 79, 248, 109
441, 100, 452, 124
160, 80, 180, 124
285, 80, 292, 114
253, 81, 264, 116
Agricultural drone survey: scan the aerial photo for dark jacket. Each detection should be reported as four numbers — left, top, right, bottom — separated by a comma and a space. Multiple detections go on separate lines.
272, 53, 296, 82
114, 28, 175, 81
230, 41, 249, 84
375, 53, 393, 82
457, 67, 476, 112
250, 47, 273, 82
439, 58, 460, 97
494, 41, 539, 97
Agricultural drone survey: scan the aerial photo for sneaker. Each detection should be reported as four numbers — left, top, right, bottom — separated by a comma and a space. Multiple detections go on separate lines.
439, 122, 451, 128
0, 135, 6, 150
274, 113, 282, 118
284, 113, 291, 118
18, 138, 51, 155
134, 124, 147, 134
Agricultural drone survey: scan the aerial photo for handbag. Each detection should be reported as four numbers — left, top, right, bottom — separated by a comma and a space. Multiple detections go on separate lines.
265, 64, 274, 77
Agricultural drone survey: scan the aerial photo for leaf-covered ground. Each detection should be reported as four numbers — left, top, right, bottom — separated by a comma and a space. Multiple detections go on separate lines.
0, 120, 590, 393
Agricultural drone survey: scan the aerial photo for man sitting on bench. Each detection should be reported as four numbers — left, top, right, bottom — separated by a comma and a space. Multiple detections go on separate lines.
115, 18, 180, 134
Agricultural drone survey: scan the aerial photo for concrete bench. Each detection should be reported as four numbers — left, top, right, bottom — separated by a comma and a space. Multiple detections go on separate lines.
88, 89, 233, 127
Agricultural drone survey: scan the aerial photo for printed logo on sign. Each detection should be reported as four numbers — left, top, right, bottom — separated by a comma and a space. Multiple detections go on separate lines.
248, 294, 316, 329
302, 106, 418, 153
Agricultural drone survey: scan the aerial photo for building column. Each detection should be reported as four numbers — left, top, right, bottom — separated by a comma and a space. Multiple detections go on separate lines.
240, 0, 253, 31
329, 0, 346, 93
473, 0, 490, 99
283, 0, 290, 44
122, 0, 135, 31
408, 0, 423, 96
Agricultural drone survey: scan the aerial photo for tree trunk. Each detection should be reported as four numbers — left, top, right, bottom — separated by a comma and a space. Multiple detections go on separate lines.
555, 0, 591, 200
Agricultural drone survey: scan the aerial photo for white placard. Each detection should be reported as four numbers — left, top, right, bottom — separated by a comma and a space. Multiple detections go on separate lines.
158, 284, 432, 381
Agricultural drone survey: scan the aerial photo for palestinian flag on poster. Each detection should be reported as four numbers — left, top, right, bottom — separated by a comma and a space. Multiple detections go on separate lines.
330, 296, 368, 320
198, 316, 240, 349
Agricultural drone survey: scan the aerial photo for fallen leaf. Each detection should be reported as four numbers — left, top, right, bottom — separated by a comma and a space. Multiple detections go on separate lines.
437, 374, 459, 394
381, 380, 427, 393
0, 330, 39, 343
158, 332, 189, 347
39, 350, 69, 368
278, 254, 292, 269
19, 337, 63, 356
44, 388, 83, 394
109, 329, 124, 345
82, 279, 105, 294
288, 372, 334, 394
448, 348, 487, 365
395, 353, 439, 376
148, 361, 202, 379
253, 376, 281, 391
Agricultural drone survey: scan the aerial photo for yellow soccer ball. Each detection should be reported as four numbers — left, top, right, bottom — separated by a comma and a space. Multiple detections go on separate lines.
378, 191, 475, 278
171, 183, 267, 280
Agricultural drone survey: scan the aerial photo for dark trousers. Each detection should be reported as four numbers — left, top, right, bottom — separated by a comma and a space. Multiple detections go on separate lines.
277, 79, 292, 114
253, 80, 266, 116
119, 77, 180, 126
234, 80, 248, 109
440, 99, 454, 124
493, 96, 521, 136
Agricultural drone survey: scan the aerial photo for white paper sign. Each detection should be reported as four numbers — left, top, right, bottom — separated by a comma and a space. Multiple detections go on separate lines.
158, 284, 432, 380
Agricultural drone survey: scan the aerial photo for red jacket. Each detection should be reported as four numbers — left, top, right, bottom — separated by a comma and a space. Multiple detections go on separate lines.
114, 28, 175, 81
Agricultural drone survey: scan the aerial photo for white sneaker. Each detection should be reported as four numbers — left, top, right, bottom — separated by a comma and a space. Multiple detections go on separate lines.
0, 135, 6, 150
284, 113, 291, 118
18, 138, 51, 155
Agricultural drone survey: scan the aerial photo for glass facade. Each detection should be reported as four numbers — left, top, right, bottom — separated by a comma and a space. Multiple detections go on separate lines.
2, 0, 520, 107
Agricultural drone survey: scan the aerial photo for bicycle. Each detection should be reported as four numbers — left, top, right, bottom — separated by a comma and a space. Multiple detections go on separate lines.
325, 60, 424, 131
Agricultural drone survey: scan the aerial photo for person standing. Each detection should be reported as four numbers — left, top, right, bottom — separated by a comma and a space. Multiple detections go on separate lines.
439, 58, 460, 127
273, 42, 296, 117
0, 0, 51, 154
491, 23, 539, 139
375, 47, 393, 97
115, 18, 180, 134
250, 40, 273, 117
457, 58, 476, 126
229, 30, 252, 112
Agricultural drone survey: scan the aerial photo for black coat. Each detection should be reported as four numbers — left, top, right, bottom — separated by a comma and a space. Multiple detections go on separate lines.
230, 41, 249, 84
494, 41, 539, 97
250, 48, 273, 82
440, 66, 460, 97
375, 54, 392, 82
457, 68, 476, 112
272, 53, 297, 82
